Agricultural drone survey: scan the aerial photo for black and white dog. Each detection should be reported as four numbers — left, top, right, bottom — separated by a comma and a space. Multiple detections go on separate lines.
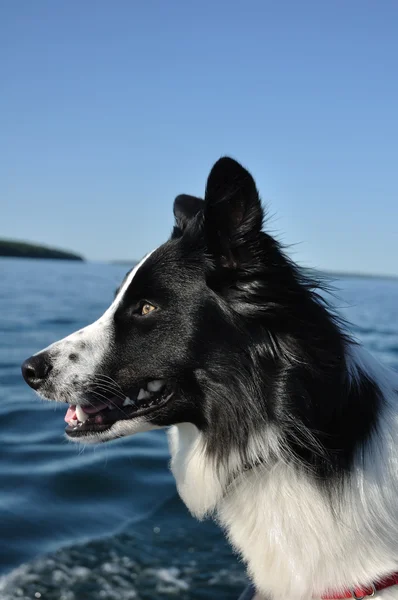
22, 158, 398, 600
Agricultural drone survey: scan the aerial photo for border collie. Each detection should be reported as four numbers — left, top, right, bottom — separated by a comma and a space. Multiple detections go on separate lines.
22, 158, 398, 600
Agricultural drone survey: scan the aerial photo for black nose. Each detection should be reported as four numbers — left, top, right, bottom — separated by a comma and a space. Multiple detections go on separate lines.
21, 353, 53, 390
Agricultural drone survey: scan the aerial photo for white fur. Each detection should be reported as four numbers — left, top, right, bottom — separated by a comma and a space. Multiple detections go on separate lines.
168, 423, 226, 517
168, 345, 398, 600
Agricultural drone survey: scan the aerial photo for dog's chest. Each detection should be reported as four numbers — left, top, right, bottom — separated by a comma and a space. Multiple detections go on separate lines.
216, 472, 398, 599
167, 424, 398, 600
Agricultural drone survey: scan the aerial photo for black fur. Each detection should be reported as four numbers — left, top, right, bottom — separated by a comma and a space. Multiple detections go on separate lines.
108, 157, 381, 479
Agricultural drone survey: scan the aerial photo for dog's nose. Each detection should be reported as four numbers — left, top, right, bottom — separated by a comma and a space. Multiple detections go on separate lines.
21, 353, 53, 390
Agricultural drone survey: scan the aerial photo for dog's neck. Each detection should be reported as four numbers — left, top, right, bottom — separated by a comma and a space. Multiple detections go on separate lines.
168, 346, 398, 600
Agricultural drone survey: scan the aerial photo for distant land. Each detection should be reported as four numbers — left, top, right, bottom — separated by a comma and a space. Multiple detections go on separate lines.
325, 270, 398, 281
0, 239, 84, 261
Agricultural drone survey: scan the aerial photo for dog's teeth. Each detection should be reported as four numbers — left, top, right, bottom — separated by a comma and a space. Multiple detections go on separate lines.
123, 397, 135, 407
137, 388, 151, 401
76, 405, 89, 423
147, 379, 165, 392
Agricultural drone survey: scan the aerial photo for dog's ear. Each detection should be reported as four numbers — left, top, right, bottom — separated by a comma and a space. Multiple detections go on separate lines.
204, 157, 263, 269
172, 194, 205, 237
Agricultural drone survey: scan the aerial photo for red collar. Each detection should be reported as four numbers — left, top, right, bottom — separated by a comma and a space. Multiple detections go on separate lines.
321, 573, 398, 599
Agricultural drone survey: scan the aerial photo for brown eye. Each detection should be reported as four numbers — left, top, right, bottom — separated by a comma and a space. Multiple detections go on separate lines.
140, 302, 156, 316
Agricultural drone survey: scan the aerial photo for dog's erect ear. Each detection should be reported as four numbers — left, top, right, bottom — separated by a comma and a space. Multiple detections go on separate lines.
173, 194, 205, 236
204, 157, 263, 269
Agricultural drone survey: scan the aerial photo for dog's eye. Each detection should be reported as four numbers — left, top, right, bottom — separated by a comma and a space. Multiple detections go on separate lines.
140, 302, 156, 316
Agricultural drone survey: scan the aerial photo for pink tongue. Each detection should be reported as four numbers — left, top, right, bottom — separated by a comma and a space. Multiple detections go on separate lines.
64, 402, 108, 423
65, 406, 76, 422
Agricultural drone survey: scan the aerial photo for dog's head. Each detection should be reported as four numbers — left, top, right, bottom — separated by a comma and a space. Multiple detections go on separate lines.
22, 157, 333, 452
21, 157, 270, 443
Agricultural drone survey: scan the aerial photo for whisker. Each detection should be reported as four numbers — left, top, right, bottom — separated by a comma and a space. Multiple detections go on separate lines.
89, 377, 123, 392
95, 374, 125, 393
87, 376, 125, 394
88, 383, 125, 401
89, 390, 130, 418
89, 378, 125, 399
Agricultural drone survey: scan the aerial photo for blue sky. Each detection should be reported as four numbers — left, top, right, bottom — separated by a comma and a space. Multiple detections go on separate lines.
2, 1, 398, 275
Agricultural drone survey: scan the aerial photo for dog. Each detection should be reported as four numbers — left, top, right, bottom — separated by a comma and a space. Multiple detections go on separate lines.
22, 157, 398, 600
